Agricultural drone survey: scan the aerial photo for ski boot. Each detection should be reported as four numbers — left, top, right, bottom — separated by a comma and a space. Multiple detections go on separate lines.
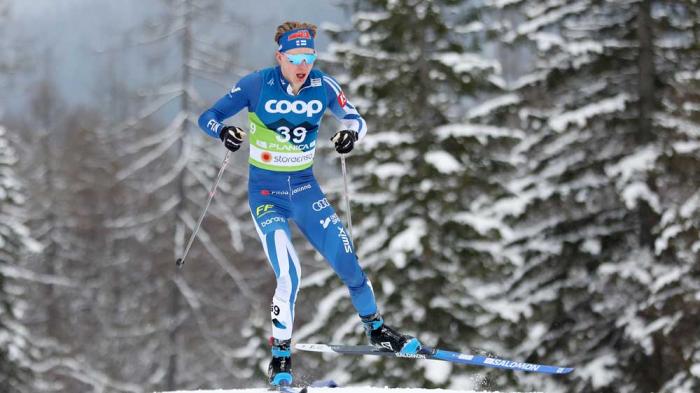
361, 312, 422, 354
268, 337, 293, 387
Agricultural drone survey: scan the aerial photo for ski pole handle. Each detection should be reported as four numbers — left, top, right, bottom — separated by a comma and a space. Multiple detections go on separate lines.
176, 151, 231, 268
340, 154, 354, 241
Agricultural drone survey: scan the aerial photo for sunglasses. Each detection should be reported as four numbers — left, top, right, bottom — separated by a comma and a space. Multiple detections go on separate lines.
283, 52, 317, 65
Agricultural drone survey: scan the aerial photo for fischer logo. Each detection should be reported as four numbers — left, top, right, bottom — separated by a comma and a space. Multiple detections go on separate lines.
264, 99, 323, 117
338, 227, 352, 253
483, 358, 541, 372
312, 198, 330, 211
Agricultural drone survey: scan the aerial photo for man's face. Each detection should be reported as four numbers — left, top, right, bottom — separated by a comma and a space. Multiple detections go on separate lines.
276, 47, 315, 86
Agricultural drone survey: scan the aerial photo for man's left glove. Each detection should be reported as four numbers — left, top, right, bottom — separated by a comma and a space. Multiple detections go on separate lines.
331, 130, 358, 154
219, 126, 246, 152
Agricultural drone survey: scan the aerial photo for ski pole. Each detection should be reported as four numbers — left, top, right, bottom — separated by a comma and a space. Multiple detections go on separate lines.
176, 151, 231, 268
340, 154, 354, 241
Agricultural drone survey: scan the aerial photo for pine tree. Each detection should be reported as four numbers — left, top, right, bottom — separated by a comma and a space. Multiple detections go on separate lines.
296, 1, 520, 388
634, 2, 700, 391
0, 126, 35, 393
483, 1, 700, 391
109, 1, 266, 389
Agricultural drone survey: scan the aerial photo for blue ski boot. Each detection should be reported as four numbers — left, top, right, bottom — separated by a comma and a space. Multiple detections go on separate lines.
268, 338, 293, 387
361, 312, 422, 354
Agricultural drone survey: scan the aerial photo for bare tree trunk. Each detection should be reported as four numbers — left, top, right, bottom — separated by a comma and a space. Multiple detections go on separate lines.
166, 0, 193, 389
636, 0, 657, 249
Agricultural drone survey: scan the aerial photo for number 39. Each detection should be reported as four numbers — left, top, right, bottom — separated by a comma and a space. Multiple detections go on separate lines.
276, 126, 307, 143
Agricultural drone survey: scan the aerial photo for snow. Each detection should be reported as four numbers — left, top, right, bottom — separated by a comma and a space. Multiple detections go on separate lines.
504, 2, 589, 42
425, 151, 461, 174
389, 218, 427, 268
373, 163, 409, 180
467, 94, 521, 119
605, 147, 659, 183
577, 353, 618, 390
654, 113, 700, 137
604, 147, 661, 211
626, 313, 683, 355
548, 93, 629, 132
619, 181, 660, 211
655, 224, 682, 255
454, 21, 485, 34
531, 33, 603, 57
159, 389, 505, 393
581, 238, 601, 256
423, 359, 453, 385
434, 53, 500, 74
435, 123, 524, 144
692, 363, 700, 378
360, 131, 415, 150
485, 0, 521, 9
652, 267, 688, 294
452, 212, 503, 236
679, 191, 700, 218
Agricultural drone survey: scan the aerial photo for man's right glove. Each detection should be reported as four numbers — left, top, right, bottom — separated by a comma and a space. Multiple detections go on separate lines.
219, 126, 246, 152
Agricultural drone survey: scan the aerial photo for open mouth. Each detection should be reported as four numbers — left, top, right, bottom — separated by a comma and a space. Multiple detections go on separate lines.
296, 73, 307, 80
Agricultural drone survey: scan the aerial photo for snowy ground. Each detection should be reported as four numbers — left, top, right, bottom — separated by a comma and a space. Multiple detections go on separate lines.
159, 388, 537, 393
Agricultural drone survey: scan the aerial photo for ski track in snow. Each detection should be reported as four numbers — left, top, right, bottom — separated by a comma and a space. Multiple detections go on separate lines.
159, 388, 535, 393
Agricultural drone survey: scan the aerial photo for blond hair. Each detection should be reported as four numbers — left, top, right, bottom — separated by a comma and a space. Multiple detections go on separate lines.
275, 21, 318, 44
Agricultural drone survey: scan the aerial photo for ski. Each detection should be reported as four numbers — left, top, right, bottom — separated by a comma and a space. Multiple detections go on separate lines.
296, 343, 574, 375
274, 386, 307, 393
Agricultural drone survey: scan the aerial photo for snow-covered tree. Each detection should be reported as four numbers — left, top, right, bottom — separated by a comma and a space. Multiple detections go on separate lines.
108, 0, 270, 390
295, 1, 521, 388
0, 126, 37, 393
478, 1, 700, 391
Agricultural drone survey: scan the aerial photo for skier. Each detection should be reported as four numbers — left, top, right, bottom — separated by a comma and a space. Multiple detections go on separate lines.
197, 21, 421, 387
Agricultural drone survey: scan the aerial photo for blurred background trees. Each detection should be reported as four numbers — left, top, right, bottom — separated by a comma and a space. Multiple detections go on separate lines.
0, 0, 698, 392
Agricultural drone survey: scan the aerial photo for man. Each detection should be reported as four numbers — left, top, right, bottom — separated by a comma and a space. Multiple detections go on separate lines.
198, 21, 421, 387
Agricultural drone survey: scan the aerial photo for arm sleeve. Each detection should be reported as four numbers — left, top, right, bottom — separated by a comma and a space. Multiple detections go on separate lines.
197, 72, 261, 138
322, 74, 368, 141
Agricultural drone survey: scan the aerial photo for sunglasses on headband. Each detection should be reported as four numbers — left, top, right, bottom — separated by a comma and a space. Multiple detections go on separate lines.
283, 52, 317, 65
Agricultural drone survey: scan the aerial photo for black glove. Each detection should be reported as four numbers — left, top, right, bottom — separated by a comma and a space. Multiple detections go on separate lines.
331, 130, 358, 154
219, 126, 246, 152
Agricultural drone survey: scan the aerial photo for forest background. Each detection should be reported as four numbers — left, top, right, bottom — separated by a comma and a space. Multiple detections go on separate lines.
0, 1, 698, 392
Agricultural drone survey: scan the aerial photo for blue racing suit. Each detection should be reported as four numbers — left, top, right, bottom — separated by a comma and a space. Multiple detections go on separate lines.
198, 66, 376, 340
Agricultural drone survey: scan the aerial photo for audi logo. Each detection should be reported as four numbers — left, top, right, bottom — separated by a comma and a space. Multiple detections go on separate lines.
312, 198, 330, 211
